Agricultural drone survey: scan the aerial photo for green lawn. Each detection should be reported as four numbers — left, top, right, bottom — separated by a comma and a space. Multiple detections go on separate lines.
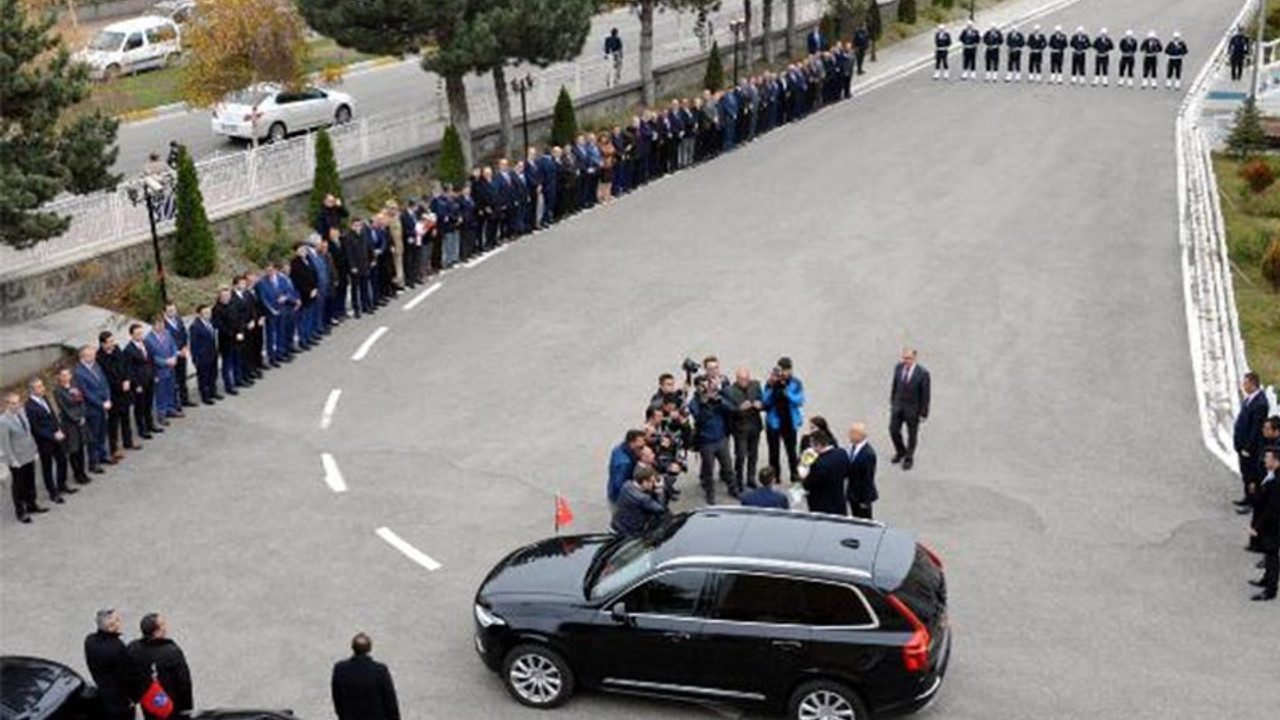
75, 38, 380, 118
1213, 155, 1280, 384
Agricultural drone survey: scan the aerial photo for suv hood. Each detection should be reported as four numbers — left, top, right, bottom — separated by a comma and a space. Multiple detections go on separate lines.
478, 534, 615, 601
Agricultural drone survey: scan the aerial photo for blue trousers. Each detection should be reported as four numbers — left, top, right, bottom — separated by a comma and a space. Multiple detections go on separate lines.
154, 369, 177, 417
85, 407, 107, 465
220, 345, 242, 388
265, 314, 285, 360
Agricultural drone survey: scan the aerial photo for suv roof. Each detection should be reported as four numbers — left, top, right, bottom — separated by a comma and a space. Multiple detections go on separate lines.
649, 507, 912, 588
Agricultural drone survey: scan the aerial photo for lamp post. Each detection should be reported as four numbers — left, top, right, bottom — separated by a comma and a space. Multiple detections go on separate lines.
730, 18, 746, 86
127, 175, 172, 305
510, 73, 535, 153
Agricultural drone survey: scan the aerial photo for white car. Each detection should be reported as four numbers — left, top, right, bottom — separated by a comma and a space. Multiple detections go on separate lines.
75, 16, 182, 80
211, 84, 356, 143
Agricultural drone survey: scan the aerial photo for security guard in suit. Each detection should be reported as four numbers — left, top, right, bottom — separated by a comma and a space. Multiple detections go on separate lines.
1069, 26, 1091, 85
1140, 30, 1163, 88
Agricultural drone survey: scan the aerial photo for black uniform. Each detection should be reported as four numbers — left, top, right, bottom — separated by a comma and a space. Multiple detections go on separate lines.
1093, 33, 1114, 81
1049, 29, 1069, 77
331, 655, 400, 720
960, 26, 981, 75
1166, 36, 1188, 84
982, 28, 1003, 76
1141, 35, 1163, 81
1069, 30, 1091, 80
1229, 30, 1250, 82
1027, 29, 1047, 77
126, 637, 193, 720
1252, 471, 1279, 599
934, 29, 952, 73
1119, 34, 1138, 81
1005, 30, 1025, 78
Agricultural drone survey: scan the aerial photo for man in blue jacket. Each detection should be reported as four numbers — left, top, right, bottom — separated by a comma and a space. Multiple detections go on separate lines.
1235, 372, 1272, 511
690, 380, 736, 503
74, 345, 112, 471
607, 430, 647, 505
189, 305, 220, 405
739, 466, 788, 509
163, 303, 195, 409
144, 315, 181, 421
762, 357, 805, 482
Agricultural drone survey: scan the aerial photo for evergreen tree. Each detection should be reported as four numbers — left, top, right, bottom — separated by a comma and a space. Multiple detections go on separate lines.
1227, 95, 1268, 159
551, 86, 578, 147
438, 125, 468, 188
704, 41, 726, 91
1, 0, 120, 250
308, 128, 342, 226
897, 0, 917, 24
932, 0, 954, 8
173, 146, 217, 278
867, 0, 883, 41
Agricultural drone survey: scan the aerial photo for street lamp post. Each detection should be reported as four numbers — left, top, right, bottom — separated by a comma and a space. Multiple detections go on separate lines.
510, 74, 535, 153
730, 18, 746, 86
127, 176, 171, 306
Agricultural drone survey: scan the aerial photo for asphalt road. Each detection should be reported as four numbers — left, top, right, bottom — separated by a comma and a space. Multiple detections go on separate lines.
3, 0, 1275, 719
112, 1, 821, 176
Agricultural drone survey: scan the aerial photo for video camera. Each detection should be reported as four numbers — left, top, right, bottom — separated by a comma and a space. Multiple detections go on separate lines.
681, 357, 700, 385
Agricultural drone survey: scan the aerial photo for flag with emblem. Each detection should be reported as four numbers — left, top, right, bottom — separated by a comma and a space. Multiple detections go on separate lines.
140, 672, 174, 720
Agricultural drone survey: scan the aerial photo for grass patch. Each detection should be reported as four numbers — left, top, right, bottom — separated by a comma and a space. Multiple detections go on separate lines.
1213, 154, 1280, 383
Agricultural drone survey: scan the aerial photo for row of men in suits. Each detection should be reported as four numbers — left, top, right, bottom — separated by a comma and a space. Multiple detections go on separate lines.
935, 22, 1189, 88
1233, 372, 1279, 601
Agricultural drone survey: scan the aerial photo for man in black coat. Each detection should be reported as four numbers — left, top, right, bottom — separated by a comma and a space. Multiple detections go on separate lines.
331, 633, 400, 720
211, 288, 244, 395
127, 613, 193, 720
846, 423, 878, 520
85, 609, 143, 720
122, 324, 159, 439
97, 332, 135, 457
889, 348, 931, 471
344, 219, 373, 318
802, 432, 847, 516
189, 304, 220, 404
1249, 449, 1280, 601
1234, 372, 1271, 512
723, 368, 764, 490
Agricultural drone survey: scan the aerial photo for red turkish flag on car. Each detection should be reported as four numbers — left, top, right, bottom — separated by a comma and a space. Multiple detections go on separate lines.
554, 493, 574, 532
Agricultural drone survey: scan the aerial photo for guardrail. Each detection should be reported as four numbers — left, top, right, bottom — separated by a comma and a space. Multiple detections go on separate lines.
0, 0, 822, 280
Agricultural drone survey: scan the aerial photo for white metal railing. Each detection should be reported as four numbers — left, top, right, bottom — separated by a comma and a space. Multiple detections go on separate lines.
0, 0, 823, 279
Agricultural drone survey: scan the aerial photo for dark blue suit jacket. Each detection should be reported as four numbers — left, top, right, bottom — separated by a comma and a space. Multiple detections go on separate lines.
74, 362, 110, 411
190, 318, 218, 366
740, 487, 789, 509
847, 443, 879, 508
1235, 392, 1271, 454
24, 398, 60, 443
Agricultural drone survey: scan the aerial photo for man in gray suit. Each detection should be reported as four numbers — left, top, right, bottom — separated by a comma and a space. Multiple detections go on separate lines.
889, 349, 932, 471
723, 368, 764, 490
1, 391, 44, 523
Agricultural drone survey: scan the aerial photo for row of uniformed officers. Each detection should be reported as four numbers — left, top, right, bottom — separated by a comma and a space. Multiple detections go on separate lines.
933, 22, 1190, 88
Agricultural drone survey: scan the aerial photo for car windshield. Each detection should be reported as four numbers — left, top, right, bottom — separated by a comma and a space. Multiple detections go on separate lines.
89, 31, 125, 51
223, 89, 272, 107
586, 515, 688, 601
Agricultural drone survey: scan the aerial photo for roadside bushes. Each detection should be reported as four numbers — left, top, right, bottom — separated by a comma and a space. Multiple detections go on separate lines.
1241, 159, 1276, 194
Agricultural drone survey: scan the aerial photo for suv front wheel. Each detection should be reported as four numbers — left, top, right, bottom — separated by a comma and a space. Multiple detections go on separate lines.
501, 643, 575, 709
788, 679, 869, 720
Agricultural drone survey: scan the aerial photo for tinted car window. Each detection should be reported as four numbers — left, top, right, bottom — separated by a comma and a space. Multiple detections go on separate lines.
895, 545, 945, 625
622, 570, 707, 617
713, 573, 873, 626
124, 33, 144, 50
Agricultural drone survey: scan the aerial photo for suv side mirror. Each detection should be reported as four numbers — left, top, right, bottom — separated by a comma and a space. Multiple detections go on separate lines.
610, 602, 630, 625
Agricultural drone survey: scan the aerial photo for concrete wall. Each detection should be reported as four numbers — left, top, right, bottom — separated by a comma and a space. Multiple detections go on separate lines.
1, 17, 821, 325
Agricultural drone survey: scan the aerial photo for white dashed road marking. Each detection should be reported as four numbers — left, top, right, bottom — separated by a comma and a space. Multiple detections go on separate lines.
351, 326, 389, 361
463, 244, 507, 269
321, 389, 342, 429
402, 281, 443, 311
321, 453, 348, 493
375, 527, 442, 571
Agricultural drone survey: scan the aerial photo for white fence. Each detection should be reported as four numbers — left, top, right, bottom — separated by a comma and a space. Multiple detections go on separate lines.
0, 0, 823, 279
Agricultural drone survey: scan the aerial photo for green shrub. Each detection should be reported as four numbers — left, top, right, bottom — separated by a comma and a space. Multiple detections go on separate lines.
1228, 96, 1267, 159
308, 128, 343, 228
240, 213, 293, 267
131, 265, 166, 320
172, 146, 217, 278
897, 0, 917, 24
438, 125, 468, 188
551, 86, 579, 147
704, 41, 725, 91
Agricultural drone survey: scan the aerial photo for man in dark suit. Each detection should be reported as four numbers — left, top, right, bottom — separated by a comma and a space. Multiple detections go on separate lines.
889, 348, 931, 470
123, 324, 159, 439
1249, 448, 1280, 601
344, 219, 373, 317
1234, 372, 1271, 512
25, 377, 74, 504
73, 345, 112, 471
163, 303, 196, 409
802, 431, 847, 516
331, 633, 400, 720
189, 305, 220, 404
211, 288, 244, 395
97, 332, 136, 457
846, 422, 878, 519
53, 367, 93, 485
739, 466, 789, 509
724, 368, 764, 490
233, 274, 264, 378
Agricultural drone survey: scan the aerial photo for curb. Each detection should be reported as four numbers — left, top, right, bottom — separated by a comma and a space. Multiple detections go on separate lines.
339, 56, 405, 78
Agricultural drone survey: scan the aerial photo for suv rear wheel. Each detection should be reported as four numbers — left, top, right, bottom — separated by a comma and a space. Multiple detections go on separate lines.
788, 679, 868, 720
501, 643, 574, 709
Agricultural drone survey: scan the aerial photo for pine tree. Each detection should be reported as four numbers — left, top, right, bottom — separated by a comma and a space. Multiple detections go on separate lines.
1262, 237, 1280, 292
308, 128, 342, 226
1, 0, 120, 250
867, 0, 883, 41
932, 0, 954, 8
437, 125, 468, 187
897, 0, 917, 24
1228, 96, 1268, 159
550, 86, 578, 147
704, 41, 726, 91
172, 146, 218, 278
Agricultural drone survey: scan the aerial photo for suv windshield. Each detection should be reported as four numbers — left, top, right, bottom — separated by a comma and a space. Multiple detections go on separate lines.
89, 32, 125, 51
586, 515, 688, 601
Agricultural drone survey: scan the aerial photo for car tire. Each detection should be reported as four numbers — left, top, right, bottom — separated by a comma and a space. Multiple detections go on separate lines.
334, 105, 352, 124
788, 679, 869, 720
267, 122, 287, 144
501, 643, 574, 709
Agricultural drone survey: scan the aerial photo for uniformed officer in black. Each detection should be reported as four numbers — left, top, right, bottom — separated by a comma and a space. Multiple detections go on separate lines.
1140, 30, 1163, 89
1027, 25, 1047, 82
960, 21, 981, 80
1118, 29, 1138, 87
934, 24, 952, 80
1005, 25, 1026, 82
1069, 26, 1091, 85
1229, 25, 1250, 82
982, 25, 1003, 82
1048, 25, 1069, 84
1092, 28, 1114, 86
1165, 31, 1189, 90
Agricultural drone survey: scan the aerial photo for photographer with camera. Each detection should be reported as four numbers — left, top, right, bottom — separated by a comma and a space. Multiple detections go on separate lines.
610, 465, 668, 538
689, 375, 738, 504
607, 429, 648, 506
723, 368, 764, 490
646, 406, 689, 502
647, 373, 685, 416
762, 357, 805, 483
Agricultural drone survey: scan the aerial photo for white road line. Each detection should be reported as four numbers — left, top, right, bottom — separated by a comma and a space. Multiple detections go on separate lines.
463, 244, 508, 269
375, 527, 442, 571
321, 453, 348, 493
402, 281, 443, 311
320, 389, 342, 429
351, 326, 389, 361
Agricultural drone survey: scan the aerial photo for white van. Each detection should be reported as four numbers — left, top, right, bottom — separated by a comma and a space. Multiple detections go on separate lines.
75, 16, 182, 81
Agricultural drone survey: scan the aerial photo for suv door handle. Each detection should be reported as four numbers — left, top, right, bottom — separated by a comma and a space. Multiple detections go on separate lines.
663, 631, 692, 642
770, 640, 803, 651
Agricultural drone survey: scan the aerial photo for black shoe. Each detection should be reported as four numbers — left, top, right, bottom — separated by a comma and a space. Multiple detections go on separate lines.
139, 432, 154, 440
61, 486, 78, 495
1249, 579, 1267, 588
18, 515, 31, 524
89, 466, 105, 475
1251, 592, 1276, 601
903, 457, 914, 470
890, 454, 904, 464
182, 401, 198, 408
1234, 498, 1252, 507
280, 356, 294, 363
76, 475, 92, 484
225, 388, 240, 396
213, 393, 225, 400
239, 380, 255, 388
30, 505, 49, 514
149, 426, 164, 434
202, 399, 215, 405
704, 490, 716, 505
52, 495, 66, 504
1238, 506, 1254, 515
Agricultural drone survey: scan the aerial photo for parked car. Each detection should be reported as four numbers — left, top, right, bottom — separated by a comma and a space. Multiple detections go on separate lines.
473, 506, 951, 720
211, 84, 356, 143
0, 656, 99, 720
74, 16, 182, 81
149, 0, 198, 25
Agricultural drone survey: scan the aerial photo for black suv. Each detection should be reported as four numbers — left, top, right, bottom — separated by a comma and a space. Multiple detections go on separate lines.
473, 507, 950, 719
